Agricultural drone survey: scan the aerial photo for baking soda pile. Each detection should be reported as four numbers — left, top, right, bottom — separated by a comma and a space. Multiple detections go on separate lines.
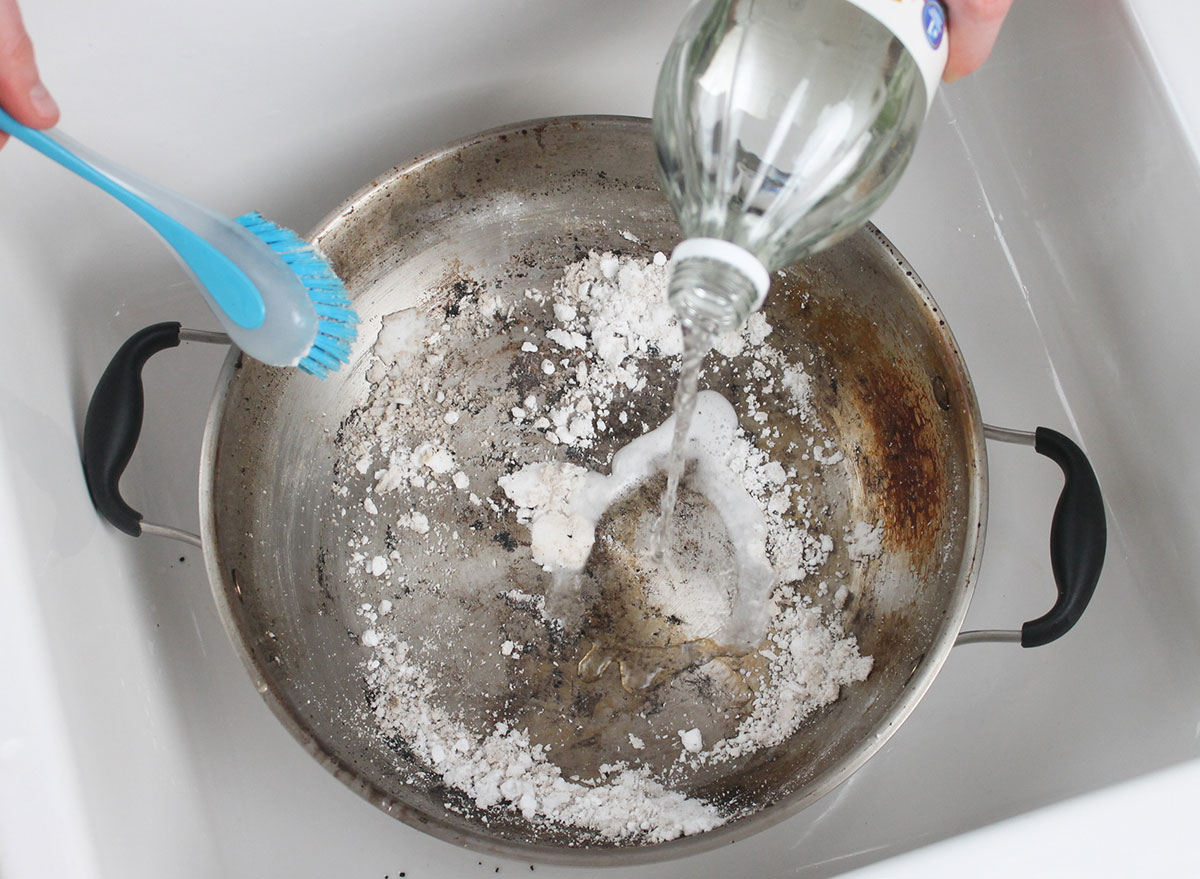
335, 247, 875, 843
365, 632, 724, 842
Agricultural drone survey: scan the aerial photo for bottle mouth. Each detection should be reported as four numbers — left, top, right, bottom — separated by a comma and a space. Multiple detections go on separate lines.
668, 238, 770, 308
667, 238, 771, 337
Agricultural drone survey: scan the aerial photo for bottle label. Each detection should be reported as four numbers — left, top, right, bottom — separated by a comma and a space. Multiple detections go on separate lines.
843, 0, 949, 112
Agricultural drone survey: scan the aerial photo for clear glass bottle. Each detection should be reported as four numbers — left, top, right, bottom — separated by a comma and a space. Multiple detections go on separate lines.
654, 0, 948, 339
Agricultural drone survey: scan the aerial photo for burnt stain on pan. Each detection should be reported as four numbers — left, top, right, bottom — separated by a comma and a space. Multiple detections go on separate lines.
769, 266, 947, 560
852, 353, 945, 556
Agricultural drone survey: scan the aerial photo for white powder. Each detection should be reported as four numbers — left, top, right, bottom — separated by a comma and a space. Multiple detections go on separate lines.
744, 312, 773, 347
529, 253, 678, 450
691, 590, 872, 766
417, 445, 456, 475
335, 248, 871, 843
813, 442, 844, 466
678, 728, 703, 754
498, 462, 592, 571
399, 511, 430, 534
781, 364, 813, 418
501, 390, 825, 646
368, 635, 723, 842
846, 520, 884, 562
503, 588, 549, 622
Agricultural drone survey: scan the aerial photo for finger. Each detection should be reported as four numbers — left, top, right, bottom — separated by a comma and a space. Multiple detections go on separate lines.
0, 0, 59, 129
943, 0, 1014, 82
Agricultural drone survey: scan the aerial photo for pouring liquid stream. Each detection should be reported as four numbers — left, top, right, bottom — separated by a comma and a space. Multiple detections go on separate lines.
652, 322, 714, 558
550, 316, 774, 693
643, 299, 781, 658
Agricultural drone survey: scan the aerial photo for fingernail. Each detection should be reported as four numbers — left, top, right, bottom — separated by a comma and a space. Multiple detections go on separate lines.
29, 81, 59, 119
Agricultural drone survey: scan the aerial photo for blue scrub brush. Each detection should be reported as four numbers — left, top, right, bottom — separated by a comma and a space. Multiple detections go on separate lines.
0, 107, 357, 376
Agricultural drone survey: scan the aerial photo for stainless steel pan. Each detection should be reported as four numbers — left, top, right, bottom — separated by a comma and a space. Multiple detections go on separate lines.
82, 115, 1105, 865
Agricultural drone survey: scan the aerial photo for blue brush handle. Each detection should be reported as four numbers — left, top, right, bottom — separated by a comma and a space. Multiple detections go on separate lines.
0, 106, 265, 329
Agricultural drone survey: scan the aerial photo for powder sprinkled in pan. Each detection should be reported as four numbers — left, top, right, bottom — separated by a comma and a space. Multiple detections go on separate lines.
334, 246, 873, 842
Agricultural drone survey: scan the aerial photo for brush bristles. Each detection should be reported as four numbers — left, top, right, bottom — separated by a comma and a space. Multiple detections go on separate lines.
236, 211, 358, 377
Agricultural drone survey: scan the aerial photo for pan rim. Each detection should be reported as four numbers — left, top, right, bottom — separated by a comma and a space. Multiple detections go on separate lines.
196, 114, 988, 866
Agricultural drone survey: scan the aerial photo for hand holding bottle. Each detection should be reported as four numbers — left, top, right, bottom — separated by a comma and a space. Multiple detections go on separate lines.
0, 0, 58, 152
654, 0, 1015, 342
944, 0, 1014, 80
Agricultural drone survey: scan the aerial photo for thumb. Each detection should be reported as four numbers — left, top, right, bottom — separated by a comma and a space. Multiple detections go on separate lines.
0, 0, 59, 133
943, 0, 1014, 82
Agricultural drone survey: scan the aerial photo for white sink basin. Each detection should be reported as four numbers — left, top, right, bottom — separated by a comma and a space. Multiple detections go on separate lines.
3, 1, 1199, 876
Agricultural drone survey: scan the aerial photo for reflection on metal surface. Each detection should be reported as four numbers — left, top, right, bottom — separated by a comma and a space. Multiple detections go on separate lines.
141, 521, 202, 547
955, 629, 1022, 646
179, 328, 232, 346
984, 424, 1037, 446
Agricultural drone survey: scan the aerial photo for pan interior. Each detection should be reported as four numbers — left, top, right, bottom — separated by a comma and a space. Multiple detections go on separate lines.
204, 116, 982, 861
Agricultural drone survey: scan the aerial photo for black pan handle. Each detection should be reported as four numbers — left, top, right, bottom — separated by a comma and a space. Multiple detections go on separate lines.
83, 322, 184, 536
83, 322, 229, 542
960, 425, 1106, 647
1022, 427, 1107, 647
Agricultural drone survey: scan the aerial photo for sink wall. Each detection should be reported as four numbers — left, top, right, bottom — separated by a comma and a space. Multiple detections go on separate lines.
2, 1, 1198, 876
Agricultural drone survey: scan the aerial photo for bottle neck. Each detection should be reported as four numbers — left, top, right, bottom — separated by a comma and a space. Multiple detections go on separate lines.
667, 250, 767, 340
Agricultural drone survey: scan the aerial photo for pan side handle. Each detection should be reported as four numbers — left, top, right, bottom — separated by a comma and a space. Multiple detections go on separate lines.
956, 425, 1106, 648
82, 322, 229, 547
